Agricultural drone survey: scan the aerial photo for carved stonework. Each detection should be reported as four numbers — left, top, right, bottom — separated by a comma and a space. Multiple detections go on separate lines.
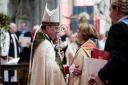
7, 0, 59, 29
16, 0, 31, 19
16, 0, 32, 29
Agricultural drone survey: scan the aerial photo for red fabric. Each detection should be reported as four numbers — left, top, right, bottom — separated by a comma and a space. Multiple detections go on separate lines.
91, 48, 110, 60
64, 66, 70, 74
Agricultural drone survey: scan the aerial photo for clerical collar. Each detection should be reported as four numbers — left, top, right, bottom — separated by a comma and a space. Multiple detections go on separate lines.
118, 16, 128, 22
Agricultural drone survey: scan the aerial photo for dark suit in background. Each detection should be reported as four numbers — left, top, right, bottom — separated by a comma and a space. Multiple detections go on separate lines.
16, 30, 32, 63
98, 19, 128, 85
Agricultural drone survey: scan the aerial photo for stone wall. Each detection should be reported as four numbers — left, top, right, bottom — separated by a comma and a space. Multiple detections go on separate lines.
0, 0, 8, 14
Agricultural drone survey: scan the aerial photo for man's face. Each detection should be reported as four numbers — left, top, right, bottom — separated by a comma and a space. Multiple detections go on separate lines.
46, 25, 59, 40
10, 25, 17, 33
19, 22, 26, 31
12, 25, 17, 32
109, 5, 119, 24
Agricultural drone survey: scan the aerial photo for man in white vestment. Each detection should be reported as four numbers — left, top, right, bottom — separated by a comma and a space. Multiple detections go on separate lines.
30, 3, 66, 85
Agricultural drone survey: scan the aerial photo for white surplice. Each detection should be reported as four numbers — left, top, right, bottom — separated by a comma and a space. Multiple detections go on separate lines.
30, 39, 66, 85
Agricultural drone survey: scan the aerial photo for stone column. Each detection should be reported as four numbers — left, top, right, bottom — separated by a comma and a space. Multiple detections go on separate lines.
32, 0, 41, 25
60, 0, 73, 29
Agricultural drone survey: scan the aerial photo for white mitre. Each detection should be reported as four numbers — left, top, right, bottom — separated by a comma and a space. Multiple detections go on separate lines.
42, 3, 60, 26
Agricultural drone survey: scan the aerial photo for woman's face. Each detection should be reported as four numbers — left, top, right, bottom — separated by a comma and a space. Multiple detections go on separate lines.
76, 28, 83, 42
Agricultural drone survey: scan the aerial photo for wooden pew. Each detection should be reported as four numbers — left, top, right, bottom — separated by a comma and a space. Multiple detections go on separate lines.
0, 63, 29, 85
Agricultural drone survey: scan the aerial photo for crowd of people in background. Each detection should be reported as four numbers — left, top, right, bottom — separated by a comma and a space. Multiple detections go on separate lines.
0, 21, 30, 84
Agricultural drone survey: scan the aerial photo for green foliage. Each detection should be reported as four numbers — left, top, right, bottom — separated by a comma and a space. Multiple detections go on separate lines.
0, 13, 9, 53
0, 13, 9, 30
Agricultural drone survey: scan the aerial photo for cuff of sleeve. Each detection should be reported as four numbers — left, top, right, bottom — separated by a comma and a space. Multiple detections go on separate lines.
69, 64, 75, 74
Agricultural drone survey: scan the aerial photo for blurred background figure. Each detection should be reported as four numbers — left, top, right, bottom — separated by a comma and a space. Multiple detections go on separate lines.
0, 22, 20, 85
65, 33, 77, 65
8, 23, 20, 60
98, 31, 108, 50
16, 21, 32, 63
16, 21, 32, 85
16, 21, 29, 38
31, 25, 40, 41
55, 24, 73, 64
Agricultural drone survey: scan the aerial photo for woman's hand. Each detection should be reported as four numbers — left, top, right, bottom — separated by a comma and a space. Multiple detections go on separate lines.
73, 65, 82, 76
65, 64, 82, 76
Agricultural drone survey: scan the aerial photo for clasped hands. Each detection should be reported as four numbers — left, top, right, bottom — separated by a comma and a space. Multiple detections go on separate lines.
64, 64, 82, 76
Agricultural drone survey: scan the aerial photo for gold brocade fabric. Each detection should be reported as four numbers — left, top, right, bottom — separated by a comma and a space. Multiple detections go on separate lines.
68, 39, 96, 85
55, 52, 66, 80
33, 32, 46, 51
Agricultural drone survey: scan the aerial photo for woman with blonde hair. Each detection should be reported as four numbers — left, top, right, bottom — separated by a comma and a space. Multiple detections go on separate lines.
65, 12, 92, 65
67, 22, 99, 85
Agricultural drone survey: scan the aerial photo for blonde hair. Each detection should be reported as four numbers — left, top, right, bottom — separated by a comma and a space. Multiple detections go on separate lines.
78, 12, 99, 40
78, 23, 99, 39
78, 12, 90, 23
